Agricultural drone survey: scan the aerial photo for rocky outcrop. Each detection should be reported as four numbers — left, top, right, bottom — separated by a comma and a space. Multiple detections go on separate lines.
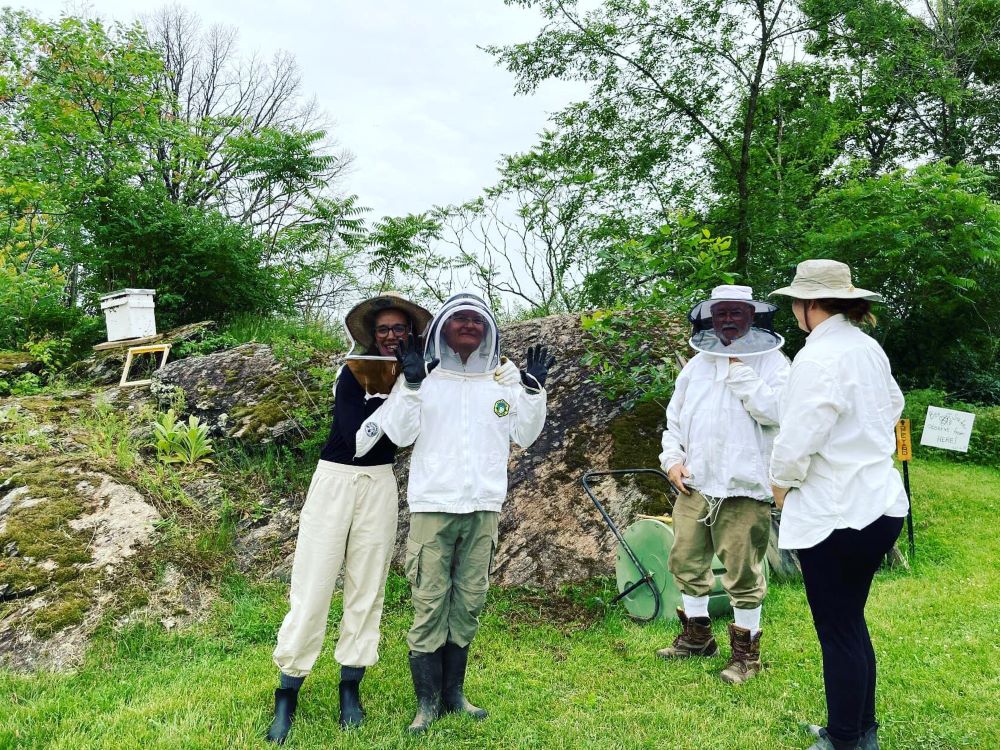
0, 458, 161, 671
0, 389, 218, 672
69, 321, 215, 386
151, 343, 323, 444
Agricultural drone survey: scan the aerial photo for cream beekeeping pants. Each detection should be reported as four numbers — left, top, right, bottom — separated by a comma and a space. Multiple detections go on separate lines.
273, 460, 398, 676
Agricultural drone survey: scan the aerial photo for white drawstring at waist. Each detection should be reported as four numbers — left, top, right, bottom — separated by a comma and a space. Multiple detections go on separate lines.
697, 493, 727, 526
350, 471, 374, 485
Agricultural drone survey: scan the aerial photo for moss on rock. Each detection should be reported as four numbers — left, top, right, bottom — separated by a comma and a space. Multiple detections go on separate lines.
608, 400, 674, 516
30, 579, 94, 636
0, 458, 92, 596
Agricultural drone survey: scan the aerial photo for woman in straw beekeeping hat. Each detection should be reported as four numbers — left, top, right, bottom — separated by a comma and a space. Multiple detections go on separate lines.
266, 292, 431, 743
768, 260, 908, 750
341, 292, 435, 396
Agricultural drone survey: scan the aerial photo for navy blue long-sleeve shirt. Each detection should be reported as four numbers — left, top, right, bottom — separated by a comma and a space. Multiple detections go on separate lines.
319, 366, 397, 466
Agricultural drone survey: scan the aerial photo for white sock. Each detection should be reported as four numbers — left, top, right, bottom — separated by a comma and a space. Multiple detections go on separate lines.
681, 594, 710, 619
734, 605, 762, 636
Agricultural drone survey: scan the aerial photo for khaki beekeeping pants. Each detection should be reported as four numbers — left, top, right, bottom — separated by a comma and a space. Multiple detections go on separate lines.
668, 490, 771, 609
273, 460, 398, 677
405, 511, 499, 654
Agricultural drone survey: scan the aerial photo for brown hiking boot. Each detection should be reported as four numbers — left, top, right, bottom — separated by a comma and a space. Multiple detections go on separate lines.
656, 609, 718, 659
719, 623, 762, 684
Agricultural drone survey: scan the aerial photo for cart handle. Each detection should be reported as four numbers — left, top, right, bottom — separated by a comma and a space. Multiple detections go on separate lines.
581, 468, 673, 622
581, 469, 672, 543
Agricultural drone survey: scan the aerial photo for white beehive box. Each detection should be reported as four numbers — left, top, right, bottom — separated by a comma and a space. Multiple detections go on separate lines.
100, 289, 157, 342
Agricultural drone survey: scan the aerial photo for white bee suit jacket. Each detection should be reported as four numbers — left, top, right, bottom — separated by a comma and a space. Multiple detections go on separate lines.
373, 371, 545, 512
659, 350, 790, 501
355, 292, 547, 513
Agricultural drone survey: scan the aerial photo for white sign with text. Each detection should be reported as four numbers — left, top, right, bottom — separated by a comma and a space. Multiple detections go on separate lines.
920, 406, 976, 453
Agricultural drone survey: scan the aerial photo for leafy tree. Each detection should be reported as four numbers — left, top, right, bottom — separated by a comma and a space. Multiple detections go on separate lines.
804, 0, 1000, 176
802, 162, 1000, 400
273, 195, 369, 321
0, 9, 362, 331
79, 184, 288, 328
0, 11, 167, 271
143, 6, 349, 234
490, 0, 813, 273
705, 61, 847, 273
366, 212, 466, 307
583, 213, 736, 311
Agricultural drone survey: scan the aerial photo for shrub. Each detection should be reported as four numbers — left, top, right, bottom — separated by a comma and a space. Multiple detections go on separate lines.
171, 331, 241, 360
800, 164, 1000, 397
219, 314, 345, 351
78, 185, 291, 330
581, 309, 688, 409
0, 372, 45, 397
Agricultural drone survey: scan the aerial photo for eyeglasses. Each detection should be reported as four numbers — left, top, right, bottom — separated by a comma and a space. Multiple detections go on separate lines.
374, 324, 410, 336
450, 314, 486, 327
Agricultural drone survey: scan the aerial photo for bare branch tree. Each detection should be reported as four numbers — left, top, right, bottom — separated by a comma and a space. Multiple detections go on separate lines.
142, 5, 353, 233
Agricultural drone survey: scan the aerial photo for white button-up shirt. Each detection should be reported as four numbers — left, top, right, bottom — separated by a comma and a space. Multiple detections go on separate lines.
770, 315, 909, 550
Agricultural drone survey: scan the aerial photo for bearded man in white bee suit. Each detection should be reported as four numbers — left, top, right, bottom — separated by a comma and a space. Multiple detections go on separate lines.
355, 291, 554, 734
655, 284, 790, 684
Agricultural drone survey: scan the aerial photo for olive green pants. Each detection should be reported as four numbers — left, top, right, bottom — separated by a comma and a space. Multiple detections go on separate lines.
668, 491, 771, 609
405, 511, 499, 654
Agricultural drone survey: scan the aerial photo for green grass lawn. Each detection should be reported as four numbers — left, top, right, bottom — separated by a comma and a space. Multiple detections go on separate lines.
1, 459, 997, 750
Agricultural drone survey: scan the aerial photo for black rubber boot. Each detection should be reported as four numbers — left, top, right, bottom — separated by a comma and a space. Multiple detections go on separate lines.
339, 679, 364, 729
265, 687, 298, 745
441, 642, 487, 720
407, 650, 442, 735
805, 724, 863, 750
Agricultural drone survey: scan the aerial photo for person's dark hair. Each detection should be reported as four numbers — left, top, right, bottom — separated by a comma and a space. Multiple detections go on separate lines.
812, 298, 877, 328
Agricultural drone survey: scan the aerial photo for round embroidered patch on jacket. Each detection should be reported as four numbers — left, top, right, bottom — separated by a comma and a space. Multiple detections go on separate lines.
363, 421, 379, 437
493, 399, 510, 418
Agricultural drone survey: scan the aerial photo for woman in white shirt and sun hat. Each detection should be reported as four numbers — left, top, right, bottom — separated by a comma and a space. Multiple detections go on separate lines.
769, 259, 908, 750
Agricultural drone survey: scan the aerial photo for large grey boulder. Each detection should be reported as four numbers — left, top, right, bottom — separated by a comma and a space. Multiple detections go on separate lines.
151, 343, 322, 444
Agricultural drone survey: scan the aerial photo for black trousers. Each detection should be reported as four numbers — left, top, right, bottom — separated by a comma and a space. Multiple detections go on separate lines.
797, 515, 904, 748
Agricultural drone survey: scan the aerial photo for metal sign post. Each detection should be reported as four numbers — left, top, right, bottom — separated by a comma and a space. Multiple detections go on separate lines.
895, 419, 914, 560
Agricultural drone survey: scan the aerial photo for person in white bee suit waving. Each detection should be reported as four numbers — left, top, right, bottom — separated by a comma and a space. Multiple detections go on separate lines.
655, 284, 790, 684
355, 291, 553, 734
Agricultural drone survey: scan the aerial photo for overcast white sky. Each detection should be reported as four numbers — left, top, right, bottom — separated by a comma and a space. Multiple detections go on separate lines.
21, 0, 587, 220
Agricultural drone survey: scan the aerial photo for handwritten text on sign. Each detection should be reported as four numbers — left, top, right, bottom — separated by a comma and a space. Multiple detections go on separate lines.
920, 406, 976, 453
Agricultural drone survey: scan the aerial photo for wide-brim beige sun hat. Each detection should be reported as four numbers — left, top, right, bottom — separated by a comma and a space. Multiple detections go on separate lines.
344, 291, 433, 355
769, 259, 884, 302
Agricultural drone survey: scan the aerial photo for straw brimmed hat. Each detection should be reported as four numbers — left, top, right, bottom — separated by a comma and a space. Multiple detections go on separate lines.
769, 259, 883, 302
344, 292, 433, 353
